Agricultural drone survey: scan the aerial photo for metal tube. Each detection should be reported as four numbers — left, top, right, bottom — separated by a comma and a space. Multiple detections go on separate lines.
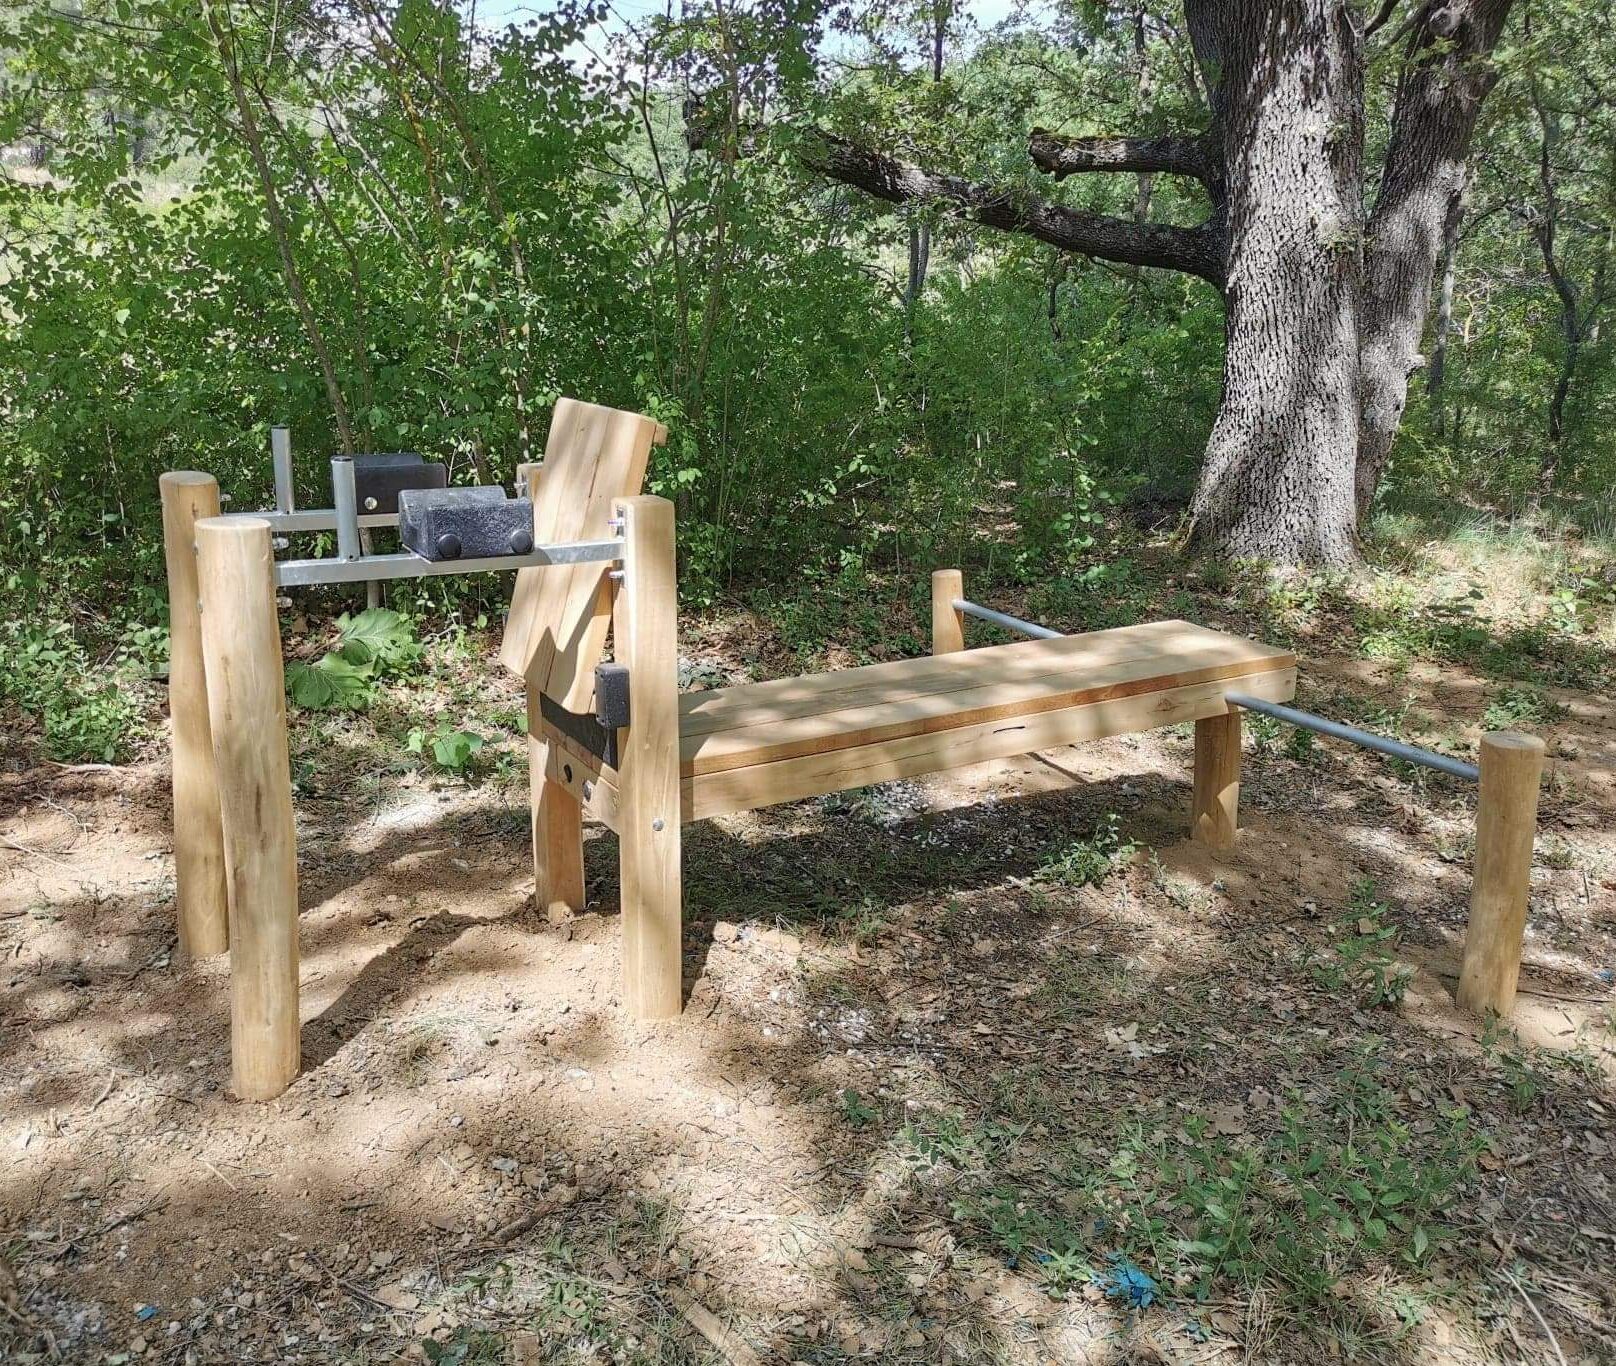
273, 538, 622, 589
952, 596, 1478, 782
953, 598, 1063, 640
221, 507, 398, 534
271, 427, 294, 513
330, 457, 362, 562
1222, 692, 1478, 781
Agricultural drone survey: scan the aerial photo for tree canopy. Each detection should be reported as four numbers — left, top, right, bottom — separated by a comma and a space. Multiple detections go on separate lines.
1, 0, 1611, 596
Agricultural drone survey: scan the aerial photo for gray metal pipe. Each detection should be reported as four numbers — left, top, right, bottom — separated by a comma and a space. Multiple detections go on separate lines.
953, 598, 1063, 640
952, 596, 1478, 782
271, 427, 295, 513
222, 507, 398, 534
1224, 693, 1478, 781
273, 538, 621, 589
330, 457, 362, 562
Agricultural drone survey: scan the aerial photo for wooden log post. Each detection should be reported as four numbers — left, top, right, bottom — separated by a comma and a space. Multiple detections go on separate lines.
195, 516, 301, 1101
522, 463, 585, 923
160, 472, 230, 958
1191, 707, 1241, 851
613, 495, 683, 1018
1457, 731, 1546, 1018
931, 569, 966, 655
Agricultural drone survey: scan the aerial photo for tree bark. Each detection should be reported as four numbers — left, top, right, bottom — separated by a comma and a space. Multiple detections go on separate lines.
1182, 0, 1364, 564
800, 133, 1226, 285
767, 0, 1519, 565
1355, 0, 1513, 514
1425, 171, 1466, 436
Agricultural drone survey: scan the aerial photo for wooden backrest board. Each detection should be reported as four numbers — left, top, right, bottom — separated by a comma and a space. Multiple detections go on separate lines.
499, 398, 666, 708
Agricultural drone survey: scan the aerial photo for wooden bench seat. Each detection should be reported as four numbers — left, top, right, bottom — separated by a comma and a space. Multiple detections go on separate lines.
542, 618, 1295, 825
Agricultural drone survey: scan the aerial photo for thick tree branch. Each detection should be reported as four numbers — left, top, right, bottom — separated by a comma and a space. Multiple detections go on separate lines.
1027, 128, 1216, 184
800, 133, 1225, 288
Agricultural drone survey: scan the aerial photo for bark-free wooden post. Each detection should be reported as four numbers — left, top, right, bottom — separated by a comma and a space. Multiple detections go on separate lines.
194, 516, 300, 1101
1192, 708, 1241, 850
522, 464, 585, 923
1457, 731, 1545, 1017
160, 472, 230, 958
613, 496, 682, 1018
931, 569, 966, 655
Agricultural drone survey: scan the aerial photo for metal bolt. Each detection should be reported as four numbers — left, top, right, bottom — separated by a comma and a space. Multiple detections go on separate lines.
364, 496, 378, 511
582, 781, 594, 800
652, 818, 665, 832
609, 569, 624, 582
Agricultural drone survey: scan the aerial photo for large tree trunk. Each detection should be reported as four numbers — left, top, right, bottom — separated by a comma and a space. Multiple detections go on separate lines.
1183, 0, 1363, 564
1355, 0, 1512, 514
767, 0, 1518, 565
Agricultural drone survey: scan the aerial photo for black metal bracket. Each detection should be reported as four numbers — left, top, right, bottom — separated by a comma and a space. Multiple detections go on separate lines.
538, 664, 630, 770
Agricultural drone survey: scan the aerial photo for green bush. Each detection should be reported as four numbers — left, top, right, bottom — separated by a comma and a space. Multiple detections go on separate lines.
0, 620, 155, 763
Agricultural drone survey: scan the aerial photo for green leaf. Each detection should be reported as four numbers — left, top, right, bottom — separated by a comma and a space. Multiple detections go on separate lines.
287, 654, 372, 710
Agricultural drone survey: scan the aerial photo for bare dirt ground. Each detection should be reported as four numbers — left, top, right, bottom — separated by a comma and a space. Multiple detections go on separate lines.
3, 588, 1615, 1365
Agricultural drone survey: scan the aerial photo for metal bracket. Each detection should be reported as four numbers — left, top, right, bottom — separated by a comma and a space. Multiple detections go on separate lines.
538, 664, 631, 769
540, 692, 620, 770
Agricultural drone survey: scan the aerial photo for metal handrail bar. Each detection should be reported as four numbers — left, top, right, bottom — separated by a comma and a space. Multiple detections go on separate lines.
952, 597, 1478, 782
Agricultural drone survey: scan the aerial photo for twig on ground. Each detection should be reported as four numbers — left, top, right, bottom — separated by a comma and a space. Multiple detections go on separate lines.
0, 835, 70, 867
95, 1197, 167, 1239
89, 1071, 117, 1111
1505, 1269, 1570, 1366
195, 1157, 239, 1191
665, 1286, 765, 1366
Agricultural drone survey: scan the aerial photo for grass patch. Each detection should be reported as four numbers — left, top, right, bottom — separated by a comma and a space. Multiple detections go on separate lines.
904, 1047, 1485, 1346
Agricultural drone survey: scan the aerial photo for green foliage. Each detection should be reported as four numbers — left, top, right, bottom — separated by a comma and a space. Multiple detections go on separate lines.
1039, 812, 1138, 888
406, 723, 486, 775
919, 1050, 1482, 1319
839, 1088, 879, 1129
1310, 881, 1414, 1008
1482, 684, 1565, 731
0, 620, 153, 762
287, 609, 420, 711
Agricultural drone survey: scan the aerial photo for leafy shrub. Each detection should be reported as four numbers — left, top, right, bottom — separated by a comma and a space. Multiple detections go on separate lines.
1040, 812, 1138, 888
1482, 684, 1565, 731
287, 609, 421, 711
1310, 880, 1414, 1007
0, 620, 150, 763
406, 723, 485, 775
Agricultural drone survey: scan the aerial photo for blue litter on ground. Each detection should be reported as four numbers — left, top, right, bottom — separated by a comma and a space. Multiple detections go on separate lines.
135, 1305, 158, 1321
1093, 1254, 1160, 1309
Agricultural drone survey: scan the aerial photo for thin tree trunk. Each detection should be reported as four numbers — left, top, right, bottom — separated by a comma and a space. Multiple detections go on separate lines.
203, 0, 355, 455
1426, 173, 1466, 437
904, 5, 947, 328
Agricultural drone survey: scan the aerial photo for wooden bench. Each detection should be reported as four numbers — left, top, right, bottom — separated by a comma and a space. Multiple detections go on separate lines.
498, 402, 1296, 1016
541, 617, 1295, 824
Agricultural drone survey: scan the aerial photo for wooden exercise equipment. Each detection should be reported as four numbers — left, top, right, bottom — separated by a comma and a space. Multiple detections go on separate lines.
163, 397, 1547, 1102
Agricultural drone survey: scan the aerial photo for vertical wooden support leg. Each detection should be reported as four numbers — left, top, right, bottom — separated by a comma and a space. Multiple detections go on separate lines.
160, 472, 229, 958
195, 516, 300, 1101
527, 682, 585, 923
521, 461, 585, 923
1192, 708, 1241, 850
614, 495, 683, 1019
1457, 731, 1546, 1018
931, 569, 966, 655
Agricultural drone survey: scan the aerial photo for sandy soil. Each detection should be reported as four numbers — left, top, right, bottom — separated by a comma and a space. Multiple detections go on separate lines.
2, 629, 1614, 1364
